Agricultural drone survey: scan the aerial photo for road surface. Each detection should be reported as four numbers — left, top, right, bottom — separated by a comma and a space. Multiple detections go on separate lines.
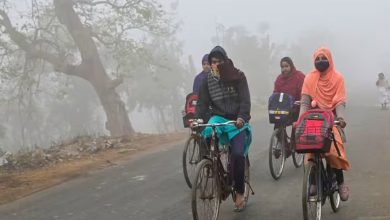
1, 106, 389, 220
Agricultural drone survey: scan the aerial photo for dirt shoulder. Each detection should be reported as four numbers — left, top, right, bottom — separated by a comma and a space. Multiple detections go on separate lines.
0, 132, 187, 205
0, 108, 267, 205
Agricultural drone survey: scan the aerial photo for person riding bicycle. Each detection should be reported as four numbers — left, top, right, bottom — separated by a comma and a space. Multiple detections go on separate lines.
299, 47, 350, 201
273, 57, 305, 157
193, 54, 211, 94
194, 46, 251, 211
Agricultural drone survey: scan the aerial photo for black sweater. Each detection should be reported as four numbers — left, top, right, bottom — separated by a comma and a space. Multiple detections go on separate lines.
196, 73, 251, 122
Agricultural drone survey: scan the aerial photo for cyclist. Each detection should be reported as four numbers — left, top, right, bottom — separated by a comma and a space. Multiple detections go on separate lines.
194, 46, 251, 211
193, 54, 210, 94
273, 57, 305, 157
299, 47, 350, 201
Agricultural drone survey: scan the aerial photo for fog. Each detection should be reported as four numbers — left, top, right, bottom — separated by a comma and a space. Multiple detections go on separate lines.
176, 0, 390, 104
0, 0, 389, 151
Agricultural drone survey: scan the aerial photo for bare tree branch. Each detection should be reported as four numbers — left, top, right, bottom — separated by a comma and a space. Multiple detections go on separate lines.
0, 9, 82, 77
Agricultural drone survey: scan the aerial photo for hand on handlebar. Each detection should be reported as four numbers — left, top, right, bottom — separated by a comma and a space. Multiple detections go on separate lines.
189, 119, 204, 129
235, 118, 245, 129
336, 117, 347, 128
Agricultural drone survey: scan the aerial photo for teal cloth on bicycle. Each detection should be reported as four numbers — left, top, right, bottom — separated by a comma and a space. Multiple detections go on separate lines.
201, 115, 252, 156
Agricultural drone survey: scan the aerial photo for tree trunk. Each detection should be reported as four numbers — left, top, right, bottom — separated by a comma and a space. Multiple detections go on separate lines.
1, 1, 136, 137
53, 0, 134, 136
93, 81, 134, 137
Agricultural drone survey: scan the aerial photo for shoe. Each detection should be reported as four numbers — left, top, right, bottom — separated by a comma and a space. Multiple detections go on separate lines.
338, 182, 349, 201
234, 193, 247, 212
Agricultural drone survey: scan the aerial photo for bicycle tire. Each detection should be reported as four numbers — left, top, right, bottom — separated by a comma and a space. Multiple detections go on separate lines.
269, 128, 285, 180
303, 161, 322, 220
183, 135, 200, 188
191, 159, 220, 220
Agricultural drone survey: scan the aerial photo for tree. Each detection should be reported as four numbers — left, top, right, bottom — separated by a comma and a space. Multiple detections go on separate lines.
0, 0, 173, 137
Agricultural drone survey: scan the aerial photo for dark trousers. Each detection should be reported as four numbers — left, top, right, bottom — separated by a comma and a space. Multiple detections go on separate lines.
334, 169, 344, 184
229, 131, 246, 194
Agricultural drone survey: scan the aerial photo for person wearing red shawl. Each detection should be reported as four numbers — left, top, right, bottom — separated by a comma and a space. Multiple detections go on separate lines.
274, 57, 305, 122
273, 57, 305, 158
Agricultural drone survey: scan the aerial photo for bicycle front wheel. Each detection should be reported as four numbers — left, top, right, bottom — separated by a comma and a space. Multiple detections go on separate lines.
192, 159, 220, 220
183, 135, 201, 188
302, 161, 322, 220
269, 128, 285, 180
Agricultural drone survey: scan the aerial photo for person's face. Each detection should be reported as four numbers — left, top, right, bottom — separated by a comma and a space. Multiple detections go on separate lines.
281, 61, 292, 75
202, 61, 210, 73
211, 57, 224, 72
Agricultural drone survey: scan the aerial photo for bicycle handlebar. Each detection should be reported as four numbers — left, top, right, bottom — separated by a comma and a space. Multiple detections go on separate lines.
191, 120, 236, 128
294, 101, 301, 106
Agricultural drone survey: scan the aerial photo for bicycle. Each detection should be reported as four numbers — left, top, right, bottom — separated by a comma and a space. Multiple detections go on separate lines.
301, 121, 342, 220
191, 120, 254, 220
269, 101, 304, 180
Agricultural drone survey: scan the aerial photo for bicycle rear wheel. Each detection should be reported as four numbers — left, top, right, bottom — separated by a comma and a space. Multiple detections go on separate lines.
269, 128, 285, 180
183, 135, 201, 188
302, 161, 322, 220
192, 159, 220, 220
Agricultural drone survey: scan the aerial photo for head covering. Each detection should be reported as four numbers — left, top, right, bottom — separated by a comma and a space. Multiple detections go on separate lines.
208, 46, 228, 64
301, 47, 346, 110
202, 54, 209, 64
280, 57, 296, 72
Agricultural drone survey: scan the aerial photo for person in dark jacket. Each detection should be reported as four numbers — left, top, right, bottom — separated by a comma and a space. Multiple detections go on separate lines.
192, 54, 210, 94
194, 46, 251, 211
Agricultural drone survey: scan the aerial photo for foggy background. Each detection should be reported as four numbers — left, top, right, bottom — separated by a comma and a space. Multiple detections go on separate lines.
0, 0, 389, 152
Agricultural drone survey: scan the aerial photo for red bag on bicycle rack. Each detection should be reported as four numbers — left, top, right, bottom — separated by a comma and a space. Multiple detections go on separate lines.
182, 93, 198, 128
294, 109, 335, 153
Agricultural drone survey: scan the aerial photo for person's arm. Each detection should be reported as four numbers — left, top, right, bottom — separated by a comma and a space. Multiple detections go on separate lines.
195, 77, 210, 121
237, 75, 251, 123
299, 94, 311, 116
335, 102, 347, 128
192, 74, 199, 93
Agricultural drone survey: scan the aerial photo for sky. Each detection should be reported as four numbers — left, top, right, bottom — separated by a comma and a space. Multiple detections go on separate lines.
174, 0, 390, 73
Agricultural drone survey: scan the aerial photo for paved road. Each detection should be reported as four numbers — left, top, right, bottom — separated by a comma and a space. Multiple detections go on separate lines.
1, 106, 390, 220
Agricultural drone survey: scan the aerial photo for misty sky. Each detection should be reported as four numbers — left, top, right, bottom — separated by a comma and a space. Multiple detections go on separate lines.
175, 0, 390, 78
